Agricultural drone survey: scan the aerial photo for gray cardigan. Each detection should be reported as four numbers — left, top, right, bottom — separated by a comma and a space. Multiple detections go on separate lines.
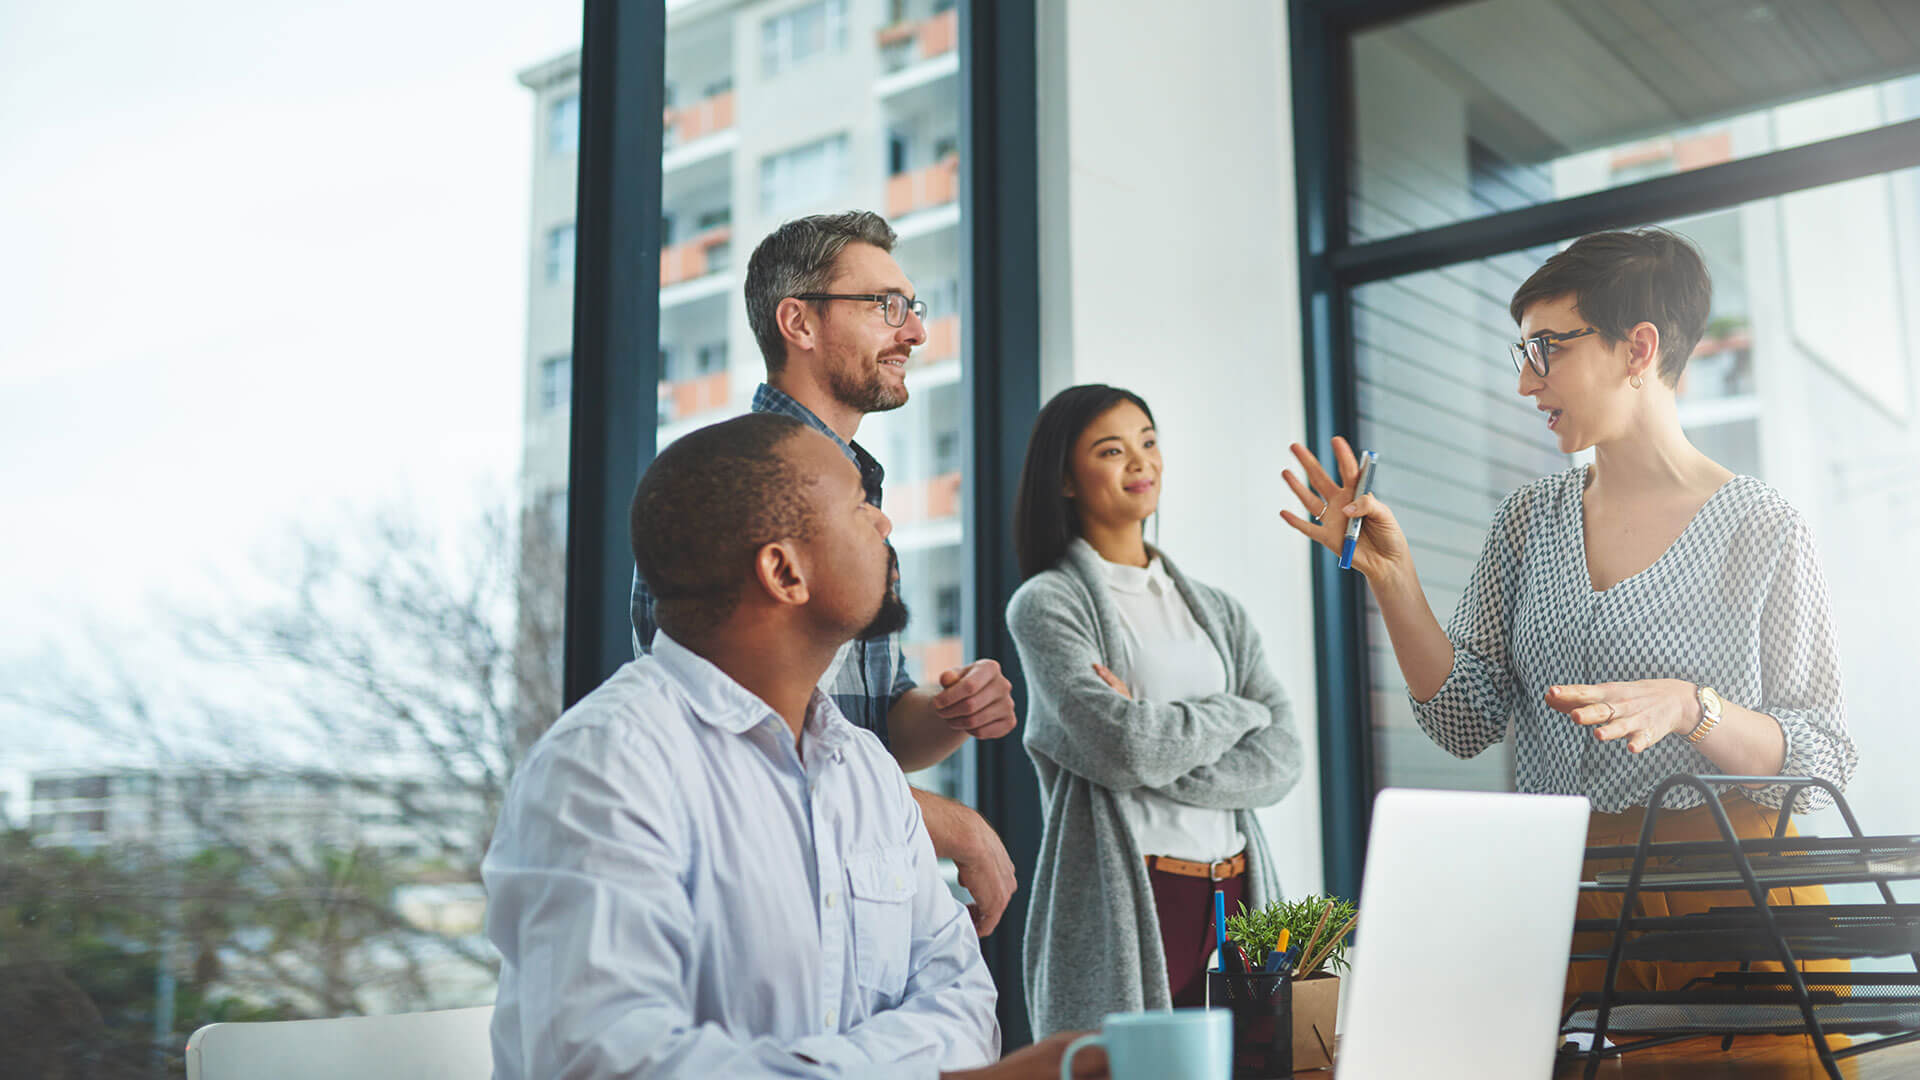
1006, 539, 1304, 1038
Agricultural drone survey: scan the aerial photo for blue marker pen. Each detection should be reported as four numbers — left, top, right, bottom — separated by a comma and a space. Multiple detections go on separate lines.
1213, 889, 1227, 967
1339, 450, 1379, 571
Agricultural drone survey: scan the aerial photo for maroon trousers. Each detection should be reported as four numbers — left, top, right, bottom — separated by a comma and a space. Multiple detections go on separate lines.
1147, 864, 1248, 1007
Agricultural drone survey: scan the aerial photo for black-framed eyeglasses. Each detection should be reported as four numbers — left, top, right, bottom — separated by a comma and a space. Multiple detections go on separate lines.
792, 291, 928, 328
1509, 326, 1598, 377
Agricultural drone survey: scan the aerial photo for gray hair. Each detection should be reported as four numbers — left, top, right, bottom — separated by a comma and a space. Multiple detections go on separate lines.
744, 210, 897, 373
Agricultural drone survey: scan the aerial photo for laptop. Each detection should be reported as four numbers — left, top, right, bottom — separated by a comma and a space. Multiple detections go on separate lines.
1335, 788, 1590, 1079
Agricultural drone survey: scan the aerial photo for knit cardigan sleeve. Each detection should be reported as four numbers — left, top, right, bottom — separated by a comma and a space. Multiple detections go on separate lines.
1008, 572, 1274, 792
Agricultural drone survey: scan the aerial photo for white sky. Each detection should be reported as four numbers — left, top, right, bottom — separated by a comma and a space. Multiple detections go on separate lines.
0, 2, 581, 803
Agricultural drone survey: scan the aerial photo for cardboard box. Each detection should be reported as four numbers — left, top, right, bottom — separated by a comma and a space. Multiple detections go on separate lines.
1291, 973, 1340, 1070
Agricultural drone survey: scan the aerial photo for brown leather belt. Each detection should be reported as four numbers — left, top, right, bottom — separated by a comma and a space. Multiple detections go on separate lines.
1144, 851, 1247, 881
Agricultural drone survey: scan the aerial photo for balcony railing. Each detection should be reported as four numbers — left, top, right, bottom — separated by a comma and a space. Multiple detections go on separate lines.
663, 89, 736, 149
657, 370, 730, 423
885, 154, 959, 219
877, 10, 958, 72
660, 225, 733, 287
886, 470, 962, 525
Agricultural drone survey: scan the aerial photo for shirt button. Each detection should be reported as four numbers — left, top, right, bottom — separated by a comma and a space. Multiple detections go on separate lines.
824, 1008, 838, 1028
824, 891, 838, 909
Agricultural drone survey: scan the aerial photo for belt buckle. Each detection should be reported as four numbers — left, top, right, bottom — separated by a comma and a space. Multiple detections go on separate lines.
1209, 858, 1232, 882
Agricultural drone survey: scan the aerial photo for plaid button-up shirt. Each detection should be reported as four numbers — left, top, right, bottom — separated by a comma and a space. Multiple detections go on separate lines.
629, 383, 914, 747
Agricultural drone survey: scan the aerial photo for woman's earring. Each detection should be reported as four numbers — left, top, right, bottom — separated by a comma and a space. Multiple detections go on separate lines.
1630, 373, 1644, 390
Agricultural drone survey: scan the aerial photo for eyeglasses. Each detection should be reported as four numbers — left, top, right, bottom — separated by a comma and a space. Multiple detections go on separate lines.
792, 291, 928, 328
1509, 326, 1598, 377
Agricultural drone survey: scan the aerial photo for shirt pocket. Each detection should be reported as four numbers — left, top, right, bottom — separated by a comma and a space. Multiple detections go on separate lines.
846, 846, 915, 997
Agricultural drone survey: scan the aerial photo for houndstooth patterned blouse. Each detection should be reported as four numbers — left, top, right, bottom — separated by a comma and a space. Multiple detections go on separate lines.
1410, 465, 1857, 815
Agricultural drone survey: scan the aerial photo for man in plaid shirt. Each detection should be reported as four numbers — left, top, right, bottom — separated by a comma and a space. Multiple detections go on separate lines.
632, 210, 1020, 936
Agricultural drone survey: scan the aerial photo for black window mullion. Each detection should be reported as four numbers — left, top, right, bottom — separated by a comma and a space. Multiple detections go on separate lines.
565, 0, 665, 708
1331, 117, 1920, 288
961, 0, 1042, 1050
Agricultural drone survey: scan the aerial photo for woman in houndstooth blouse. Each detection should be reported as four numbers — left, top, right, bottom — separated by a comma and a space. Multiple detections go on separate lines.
1281, 228, 1859, 1008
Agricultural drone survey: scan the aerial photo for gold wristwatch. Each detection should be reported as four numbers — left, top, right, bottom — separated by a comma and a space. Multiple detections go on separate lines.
1686, 685, 1724, 743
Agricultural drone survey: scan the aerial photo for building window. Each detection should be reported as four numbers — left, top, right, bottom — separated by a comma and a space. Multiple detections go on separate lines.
761, 0, 849, 78
934, 430, 961, 474
545, 223, 575, 285
936, 585, 962, 637
695, 342, 726, 375
760, 134, 849, 216
540, 353, 571, 412
548, 93, 579, 155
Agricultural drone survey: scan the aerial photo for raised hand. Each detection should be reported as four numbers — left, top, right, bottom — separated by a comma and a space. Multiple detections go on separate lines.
1278, 435, 1412, 583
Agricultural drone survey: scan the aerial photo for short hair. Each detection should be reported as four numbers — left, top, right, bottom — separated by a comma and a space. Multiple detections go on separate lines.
1508, 227, 1712, 387
630, 413, 818, 642
1013, 384, 1157, 579
744, 211, 898, 374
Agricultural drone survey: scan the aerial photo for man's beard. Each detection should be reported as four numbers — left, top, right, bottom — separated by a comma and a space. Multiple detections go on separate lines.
857, 545, 910, 640
827, 352, 909, 414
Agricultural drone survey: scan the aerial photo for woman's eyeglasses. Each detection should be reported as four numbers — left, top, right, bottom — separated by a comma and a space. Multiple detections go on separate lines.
1508, 326, 1598, 377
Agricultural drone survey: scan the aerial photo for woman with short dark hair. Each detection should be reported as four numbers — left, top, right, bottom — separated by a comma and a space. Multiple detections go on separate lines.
1007, 384, 1304, 1037
1283, 227, 1858, 1012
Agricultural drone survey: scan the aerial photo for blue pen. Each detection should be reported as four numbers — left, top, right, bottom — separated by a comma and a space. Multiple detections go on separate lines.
1339, 450, 1380, 570
1213, 890, 1227, 967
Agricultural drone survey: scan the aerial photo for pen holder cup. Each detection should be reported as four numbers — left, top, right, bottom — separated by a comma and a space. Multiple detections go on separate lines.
1206, 971, 1291, 1079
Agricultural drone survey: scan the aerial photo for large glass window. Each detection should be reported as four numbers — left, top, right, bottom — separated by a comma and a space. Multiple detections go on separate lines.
1, 3, 580, 1070
1350, 0, 1920, 242
1341, 3, 1920, 918
661, 0, 971, 801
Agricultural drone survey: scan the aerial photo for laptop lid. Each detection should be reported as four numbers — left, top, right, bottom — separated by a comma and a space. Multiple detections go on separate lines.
1336, 788, 1590, 1079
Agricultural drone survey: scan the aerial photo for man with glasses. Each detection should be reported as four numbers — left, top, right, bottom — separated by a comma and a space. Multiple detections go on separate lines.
631, 210, 1022, 937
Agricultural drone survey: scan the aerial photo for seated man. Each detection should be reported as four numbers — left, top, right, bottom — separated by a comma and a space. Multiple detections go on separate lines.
484, 413, 1095, 1079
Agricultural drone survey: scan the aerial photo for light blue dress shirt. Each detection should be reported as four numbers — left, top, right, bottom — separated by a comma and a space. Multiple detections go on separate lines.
484, 633, 1000, 1079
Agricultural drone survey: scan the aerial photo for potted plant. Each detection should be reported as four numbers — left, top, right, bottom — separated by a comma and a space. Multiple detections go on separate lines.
1226, 895, 1356, 1070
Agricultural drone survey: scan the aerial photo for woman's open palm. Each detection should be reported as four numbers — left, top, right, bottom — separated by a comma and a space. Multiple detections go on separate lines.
1279, 436, 1412, 581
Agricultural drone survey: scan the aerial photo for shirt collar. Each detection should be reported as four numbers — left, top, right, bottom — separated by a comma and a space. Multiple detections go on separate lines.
754, 382, 886, 506
652, 632, 854, 751
1079, 537, 1172, 595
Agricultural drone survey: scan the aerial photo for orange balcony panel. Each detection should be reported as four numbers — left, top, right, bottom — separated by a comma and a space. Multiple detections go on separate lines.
1609, 139, 1672, 171
925, 471, 961, 521
659, 226, 732, 287
918, 637, 964, 679
674, 90, 736, 144
660, 244, 705, 286
660, 243, 707, 286
919, 10, 958, 59
885, 154, 960, 218
667, 371, 730, 420
1673, 131, 1733, 173
916, 315, 960, 366
876, 21, 917, 47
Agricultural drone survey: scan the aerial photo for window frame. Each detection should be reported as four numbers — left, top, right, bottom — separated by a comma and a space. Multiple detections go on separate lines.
570, 0, 1042, 1044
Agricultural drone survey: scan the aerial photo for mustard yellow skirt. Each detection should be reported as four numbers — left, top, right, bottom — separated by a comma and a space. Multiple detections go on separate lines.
1567, 794, 1848, 1049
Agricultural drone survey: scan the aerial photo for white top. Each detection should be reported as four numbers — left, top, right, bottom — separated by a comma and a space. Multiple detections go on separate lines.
483, 633, 999, 1080
1098, 554, 1246, 862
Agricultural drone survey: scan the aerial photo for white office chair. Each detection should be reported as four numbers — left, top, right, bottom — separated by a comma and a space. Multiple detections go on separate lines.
184, 1005, 494, 1080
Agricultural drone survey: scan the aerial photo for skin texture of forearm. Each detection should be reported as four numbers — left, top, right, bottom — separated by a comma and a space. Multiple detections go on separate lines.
1369, 564, 1456, 704
888, 687, 970, 772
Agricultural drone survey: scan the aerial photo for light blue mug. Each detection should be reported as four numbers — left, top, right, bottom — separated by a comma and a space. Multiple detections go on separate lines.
1059, 1008, 1233, 1080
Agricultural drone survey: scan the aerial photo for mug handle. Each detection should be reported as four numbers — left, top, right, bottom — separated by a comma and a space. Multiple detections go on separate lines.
1060, 1032, 1105, 1080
